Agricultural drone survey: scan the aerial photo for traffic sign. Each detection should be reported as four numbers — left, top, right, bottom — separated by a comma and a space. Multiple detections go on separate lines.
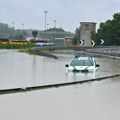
100, 39, 104, 45
91, 40, 95, 47
80, 39, 84, 45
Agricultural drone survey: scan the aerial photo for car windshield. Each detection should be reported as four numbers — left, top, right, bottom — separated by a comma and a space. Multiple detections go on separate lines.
70, 58, 94, 66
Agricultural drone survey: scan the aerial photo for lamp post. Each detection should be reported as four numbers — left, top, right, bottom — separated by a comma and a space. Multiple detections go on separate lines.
44, 11, 48, 40
47, 23, 49, 30
21, 23, 24, 40
22, 23, 24, 29
60, 22, 62, 29
12, 22, 14, 28
11, 22, 14, 41
44, 11, 48, 30
54, 20, 57, 28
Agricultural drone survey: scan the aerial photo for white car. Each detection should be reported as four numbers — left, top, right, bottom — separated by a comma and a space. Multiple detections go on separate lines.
65, 56, 100, 72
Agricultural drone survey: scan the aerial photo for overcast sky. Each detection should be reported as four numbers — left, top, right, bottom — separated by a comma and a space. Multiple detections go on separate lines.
0, 0, 120, 32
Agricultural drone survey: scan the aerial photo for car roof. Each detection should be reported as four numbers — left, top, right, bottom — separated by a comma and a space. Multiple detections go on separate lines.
74, 56, 94, 60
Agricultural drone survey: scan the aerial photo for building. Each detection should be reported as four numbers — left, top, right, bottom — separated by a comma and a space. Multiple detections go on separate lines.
80, 22, 96, 46
39, 31, 74, 40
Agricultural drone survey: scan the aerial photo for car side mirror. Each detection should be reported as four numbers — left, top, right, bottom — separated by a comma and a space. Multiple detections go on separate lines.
96, 64, 100, 67
65, 64, 69, 67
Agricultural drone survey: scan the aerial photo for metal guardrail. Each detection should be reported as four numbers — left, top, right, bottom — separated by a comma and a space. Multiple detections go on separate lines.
30, 45, 120, 60
31, 46, 92, 51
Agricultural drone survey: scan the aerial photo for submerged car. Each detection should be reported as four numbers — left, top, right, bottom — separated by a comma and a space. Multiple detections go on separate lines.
65, 56, 100, 72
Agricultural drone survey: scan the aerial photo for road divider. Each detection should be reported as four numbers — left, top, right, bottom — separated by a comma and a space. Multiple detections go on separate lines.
0, 73, 120, 95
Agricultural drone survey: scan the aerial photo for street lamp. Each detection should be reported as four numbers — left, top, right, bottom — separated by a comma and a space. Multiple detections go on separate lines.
54, 20, 57, 28
11, 22, 14, 41
60, 22, 62, 29
22, 23, 24, 29
21, 23, 24, 40
47, 23, 49, 30
12, 22, 14, 28
44, 11, 48, 30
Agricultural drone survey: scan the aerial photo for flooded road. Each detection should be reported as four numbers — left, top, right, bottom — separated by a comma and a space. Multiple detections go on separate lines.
0, 50, 120, 120
0, 76, 120, 120
0, 50, 120, 90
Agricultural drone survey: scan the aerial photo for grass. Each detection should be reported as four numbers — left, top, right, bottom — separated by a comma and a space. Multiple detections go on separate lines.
18, 49, 37, 55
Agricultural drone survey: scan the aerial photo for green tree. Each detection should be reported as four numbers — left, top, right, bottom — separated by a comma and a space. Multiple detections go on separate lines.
32, 31, 38, 38
72, 37, 78, 45
45, 27, 64, 32
14, 29, 28, 40
75, 27, 80, 40
0, 23, 12, 36
91, 13, 120, 45
0, 22, 28, 40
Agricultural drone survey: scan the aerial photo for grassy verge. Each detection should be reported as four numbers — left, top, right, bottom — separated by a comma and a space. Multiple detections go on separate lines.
18, 49, 37, 55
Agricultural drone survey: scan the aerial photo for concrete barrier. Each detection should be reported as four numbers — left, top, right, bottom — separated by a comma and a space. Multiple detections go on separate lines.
0, 74, 119, 95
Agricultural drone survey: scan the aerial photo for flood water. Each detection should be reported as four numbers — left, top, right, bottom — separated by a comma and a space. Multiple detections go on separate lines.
0, 49, 120, 90
0, 50, 120, 120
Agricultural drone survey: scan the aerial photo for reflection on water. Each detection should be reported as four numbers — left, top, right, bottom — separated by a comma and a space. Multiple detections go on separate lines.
0, 50, 120, 90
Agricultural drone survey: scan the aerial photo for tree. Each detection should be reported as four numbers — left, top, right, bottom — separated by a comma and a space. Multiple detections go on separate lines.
91, 13, 120, 45
72, 37, 78, 45
32, 31, 38, 38
75, 27, 80, 40
0, 22, 28, 40
14, 29, 28, 40
45, 27, 64, 32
